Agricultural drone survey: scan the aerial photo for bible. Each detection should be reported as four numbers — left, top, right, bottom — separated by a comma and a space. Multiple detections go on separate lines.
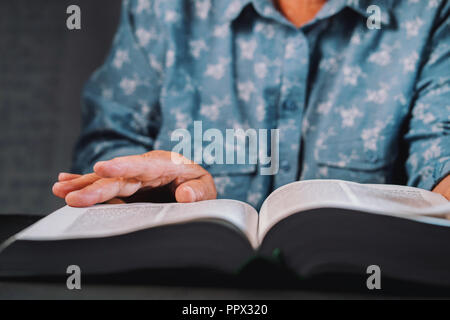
1, 179, 450, 286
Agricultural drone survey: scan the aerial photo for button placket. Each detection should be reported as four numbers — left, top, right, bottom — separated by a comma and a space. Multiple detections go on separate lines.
274, 30, 310, 189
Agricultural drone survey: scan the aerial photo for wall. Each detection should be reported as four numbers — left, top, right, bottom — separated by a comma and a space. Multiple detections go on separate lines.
0, 0, 122, 215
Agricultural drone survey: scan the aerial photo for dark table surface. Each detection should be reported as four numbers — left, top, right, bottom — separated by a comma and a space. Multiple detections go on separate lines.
0, 214, 449, 300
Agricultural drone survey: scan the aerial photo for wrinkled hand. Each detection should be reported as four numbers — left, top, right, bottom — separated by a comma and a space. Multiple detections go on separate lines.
52, 151, 217, 207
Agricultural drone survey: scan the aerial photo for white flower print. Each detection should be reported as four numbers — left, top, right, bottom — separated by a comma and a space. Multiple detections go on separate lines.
278, 119, 296, 140
213, 24, 229, 38
393, 94, 407, 106
165, 50, 175, 68
423, 140, 441, 161
165, 10, 178, 23
361, 120, 389, 151
404, 17, 424, 38
314, 128, 336, 160
135, 28, 158, 47
255, 22, 275, 39
247, 192, 262, 207
365, 83, 389, 104
342, 65, 365, 86
336, 150, 360, 167
195, 0, 211, 20
254, 62, 268, 79
149, 54, 163, 73
254, 98, 266, 122
238, 39, 258, 60
428, 0, 439, 8
119, 77, 138, 95
408, 153, 419, 172
368, 43, 400, 66
136, 0, 150, 14
319, 56, 342, 73
204, 57, 230, 80
189, 39, 208, 58
113, 50, 129, 69
318, 166, 329, 177
284, 37, 304, 60
237, 81, 256, 102
316, 95, 335, 115
413, 103, 435, 124
200, 96, 230, 121
225, 0, 242, 19
213, 176, 233, 195
101, 87, 113, 100
402, 51, 419, 73
338, 106, 363, 128
170, 108, 192, 129
350, 32, 361, 45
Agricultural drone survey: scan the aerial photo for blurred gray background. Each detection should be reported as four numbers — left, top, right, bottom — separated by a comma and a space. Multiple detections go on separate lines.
0, 0, 122, 215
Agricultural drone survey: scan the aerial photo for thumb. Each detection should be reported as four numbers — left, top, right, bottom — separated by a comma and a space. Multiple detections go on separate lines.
174, 174, 217, 203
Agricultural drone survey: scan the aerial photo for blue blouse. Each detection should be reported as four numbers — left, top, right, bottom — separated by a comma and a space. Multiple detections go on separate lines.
74, 0, 450, 209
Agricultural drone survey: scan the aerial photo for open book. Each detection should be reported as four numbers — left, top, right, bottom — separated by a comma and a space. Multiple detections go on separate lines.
1, 179, 450, 286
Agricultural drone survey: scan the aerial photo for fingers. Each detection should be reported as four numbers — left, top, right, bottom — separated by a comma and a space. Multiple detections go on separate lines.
53, 173, 101, 199
93, 151, 216, 203
57, 151, 217, 206
58, 173, 81, 182
65, 178, 142, 207
94, 154, 159, 179
175, 173, 217, 203
93, 151, 196, 181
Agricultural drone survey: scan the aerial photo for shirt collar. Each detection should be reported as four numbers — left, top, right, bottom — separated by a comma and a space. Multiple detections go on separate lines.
216, 0, 253, 23
217, 0, 394, 26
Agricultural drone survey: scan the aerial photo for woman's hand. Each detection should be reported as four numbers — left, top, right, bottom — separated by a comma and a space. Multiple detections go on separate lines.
52, 151, 217, 207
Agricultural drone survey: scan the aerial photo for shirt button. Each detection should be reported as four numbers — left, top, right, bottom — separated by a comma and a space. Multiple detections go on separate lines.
283, 100, 298, 111
280, 160, 291, 171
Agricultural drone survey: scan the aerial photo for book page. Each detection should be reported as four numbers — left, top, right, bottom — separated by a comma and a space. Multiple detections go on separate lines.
16, 199, 259, 248
258, 180, 450, 243
342, 182, 447, 211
